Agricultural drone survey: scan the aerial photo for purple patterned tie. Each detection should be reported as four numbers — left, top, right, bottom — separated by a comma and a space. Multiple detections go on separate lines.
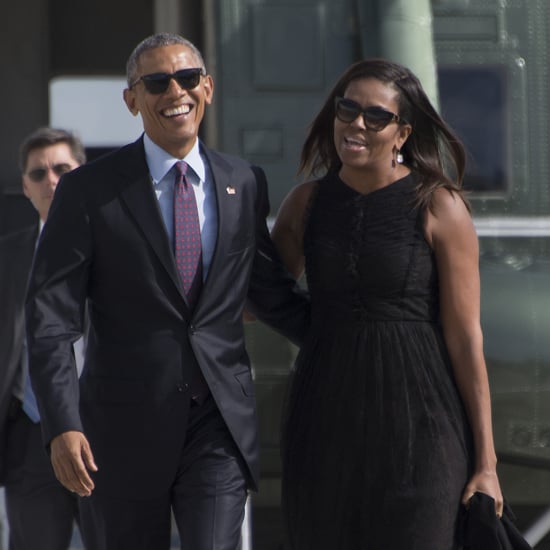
174, 161, 209, 402
174, 161, 203, 308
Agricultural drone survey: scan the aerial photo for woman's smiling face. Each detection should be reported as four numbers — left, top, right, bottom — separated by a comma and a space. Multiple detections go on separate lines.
334, 77, 409, 176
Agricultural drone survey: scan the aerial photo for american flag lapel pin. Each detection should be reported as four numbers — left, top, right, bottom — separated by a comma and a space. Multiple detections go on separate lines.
226, 185, 236, 195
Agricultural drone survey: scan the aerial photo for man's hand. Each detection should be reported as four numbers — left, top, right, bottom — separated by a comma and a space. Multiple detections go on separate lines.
50, 431, 98, 497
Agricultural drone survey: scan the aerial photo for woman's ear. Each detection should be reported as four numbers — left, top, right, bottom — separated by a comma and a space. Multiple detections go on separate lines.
397, 123, 412, 150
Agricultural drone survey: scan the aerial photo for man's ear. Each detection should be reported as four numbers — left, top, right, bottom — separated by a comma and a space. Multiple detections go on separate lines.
22, 178, 31, 199
123, 88, 139, 116
203, 74, 214, 105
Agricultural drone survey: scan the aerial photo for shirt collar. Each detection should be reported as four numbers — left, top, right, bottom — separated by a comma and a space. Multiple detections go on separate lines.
143, 134, 205, 183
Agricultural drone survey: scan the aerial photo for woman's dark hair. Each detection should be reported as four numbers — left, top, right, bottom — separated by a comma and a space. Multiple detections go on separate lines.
299, 58, 467, 209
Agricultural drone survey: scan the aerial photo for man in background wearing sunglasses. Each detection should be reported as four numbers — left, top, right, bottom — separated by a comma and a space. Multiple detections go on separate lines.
25, 33, 309, 550
0, 127, 86, 549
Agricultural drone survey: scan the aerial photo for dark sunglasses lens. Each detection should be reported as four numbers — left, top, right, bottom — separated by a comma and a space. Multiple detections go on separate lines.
142, 74, 172, 94
27, 164, 72, 182
363, 109, 394, 130
336, 99, 361, 123
141, 69, 202, 94
27, 168, 47, 182
52, 164, 72, 177
335, 98, 397, 130
174, 69, 202, 90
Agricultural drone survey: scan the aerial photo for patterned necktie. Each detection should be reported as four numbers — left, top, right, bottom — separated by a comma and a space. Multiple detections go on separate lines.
174, 161, 209, 402
174, 161, 203, 308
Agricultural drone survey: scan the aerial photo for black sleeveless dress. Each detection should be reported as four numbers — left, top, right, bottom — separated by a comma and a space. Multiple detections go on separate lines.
281, 173, 473, 550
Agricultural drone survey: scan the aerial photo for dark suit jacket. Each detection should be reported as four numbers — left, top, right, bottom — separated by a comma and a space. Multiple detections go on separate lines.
0, 224, 38, 482
25, 137, 309, 498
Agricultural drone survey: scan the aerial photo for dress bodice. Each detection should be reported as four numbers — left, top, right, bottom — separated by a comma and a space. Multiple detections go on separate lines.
304, 173, 439, 323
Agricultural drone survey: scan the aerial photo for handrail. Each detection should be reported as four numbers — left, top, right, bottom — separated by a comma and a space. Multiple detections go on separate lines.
498, 452, 550, 470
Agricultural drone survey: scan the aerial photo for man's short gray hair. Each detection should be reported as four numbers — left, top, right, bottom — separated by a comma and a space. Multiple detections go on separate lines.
126, 33, 206, 87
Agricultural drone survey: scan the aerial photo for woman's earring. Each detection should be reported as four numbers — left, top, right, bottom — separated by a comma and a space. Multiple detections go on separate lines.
392, 148, 404, 168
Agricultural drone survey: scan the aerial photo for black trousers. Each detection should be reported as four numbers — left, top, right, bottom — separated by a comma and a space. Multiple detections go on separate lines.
4, 402, 80, 550
79, 395, 248, 550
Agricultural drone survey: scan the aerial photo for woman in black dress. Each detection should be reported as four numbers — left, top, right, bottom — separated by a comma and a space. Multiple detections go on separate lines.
271, 59, 503, 549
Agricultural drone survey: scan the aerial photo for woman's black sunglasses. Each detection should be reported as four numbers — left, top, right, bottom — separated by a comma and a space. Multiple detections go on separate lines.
130, 68, 205, 95
334, 97, 404, 132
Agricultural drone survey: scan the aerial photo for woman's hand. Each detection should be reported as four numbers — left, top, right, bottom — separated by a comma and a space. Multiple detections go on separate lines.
461, 469, 504, 517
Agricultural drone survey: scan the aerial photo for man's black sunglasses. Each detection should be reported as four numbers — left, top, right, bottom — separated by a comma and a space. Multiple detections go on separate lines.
334, 97, 404, 132
26, 164, 73, 183
130, 68, 205, 95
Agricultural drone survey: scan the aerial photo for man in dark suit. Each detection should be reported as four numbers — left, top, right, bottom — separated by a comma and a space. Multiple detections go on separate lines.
25, 33, 309, 550
0, 127, 86, 549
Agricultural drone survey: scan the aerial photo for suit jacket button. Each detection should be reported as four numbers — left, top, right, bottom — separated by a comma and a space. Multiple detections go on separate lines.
188, 325, 195, 335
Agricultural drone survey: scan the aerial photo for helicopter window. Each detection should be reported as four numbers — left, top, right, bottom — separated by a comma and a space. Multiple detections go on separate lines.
438, 65, 508, 194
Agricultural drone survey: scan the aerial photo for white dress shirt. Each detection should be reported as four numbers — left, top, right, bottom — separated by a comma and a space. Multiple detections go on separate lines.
143, 134, 218, 279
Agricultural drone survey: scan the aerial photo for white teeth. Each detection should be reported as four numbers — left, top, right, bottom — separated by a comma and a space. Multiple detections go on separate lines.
345, 137, 367, 146
163, 104, 191, 117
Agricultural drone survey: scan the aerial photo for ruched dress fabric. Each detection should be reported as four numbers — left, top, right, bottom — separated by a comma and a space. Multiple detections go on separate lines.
282, 173, 473, 550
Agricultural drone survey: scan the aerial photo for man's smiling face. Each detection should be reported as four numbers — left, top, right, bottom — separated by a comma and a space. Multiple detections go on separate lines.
123, 44, 214, 158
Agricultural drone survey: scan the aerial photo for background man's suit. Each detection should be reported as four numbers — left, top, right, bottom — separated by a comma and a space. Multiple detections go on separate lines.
26, 137, 309, 545
0, 226, 36, 471
0, 225, 79, 548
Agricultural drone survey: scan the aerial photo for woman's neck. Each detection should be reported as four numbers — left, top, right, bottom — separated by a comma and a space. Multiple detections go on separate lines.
338, 164, 411, 195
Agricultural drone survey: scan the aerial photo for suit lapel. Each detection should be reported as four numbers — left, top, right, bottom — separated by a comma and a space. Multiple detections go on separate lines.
114, 138, 190, 315
0, 225, 37, 429
199, 147, 234, 295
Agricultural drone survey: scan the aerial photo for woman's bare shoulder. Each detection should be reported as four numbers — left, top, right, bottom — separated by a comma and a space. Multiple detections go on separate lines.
277, 180, 319, 220
283, 180, 318, 206
425, 187, 475, 248
429, 187, 470, 220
